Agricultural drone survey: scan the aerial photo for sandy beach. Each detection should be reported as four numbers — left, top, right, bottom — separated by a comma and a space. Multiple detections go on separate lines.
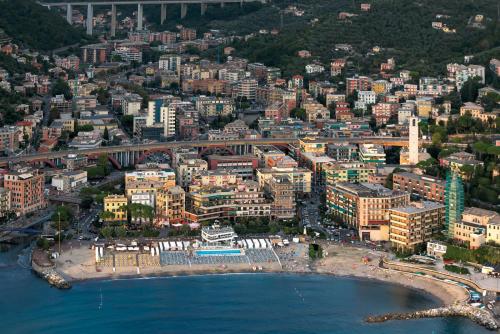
52, 240, 469, 306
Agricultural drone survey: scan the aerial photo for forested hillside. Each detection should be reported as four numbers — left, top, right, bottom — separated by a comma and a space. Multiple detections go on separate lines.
227, 0, 500, 76
0, 0, 92, 51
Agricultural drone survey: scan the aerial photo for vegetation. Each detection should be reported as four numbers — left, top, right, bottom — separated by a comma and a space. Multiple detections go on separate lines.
309, 243, 323, 259
228, 0, 500, 77
233, 217, 300, 235
0, 88, 28, 126
444, 244, 500, 265
0, 0, 93, 50
51, 205, 73, 231
444, 264, 470, 275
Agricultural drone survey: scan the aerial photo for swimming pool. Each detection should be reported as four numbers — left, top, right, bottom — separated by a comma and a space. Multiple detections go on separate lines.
196, 249, 242, 256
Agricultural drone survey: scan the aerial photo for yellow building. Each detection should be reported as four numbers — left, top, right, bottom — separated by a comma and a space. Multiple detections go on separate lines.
372, 80, 390, 95
416, 97, 433, 118
453, 207, 498, 249
156, 186, 185, 225
103, 194, 128, 222
298, 137, 326, 154
125, 170, 176, 199
389, 201, 445, 253
486, 218, 500, 245
460, 102, 497, 126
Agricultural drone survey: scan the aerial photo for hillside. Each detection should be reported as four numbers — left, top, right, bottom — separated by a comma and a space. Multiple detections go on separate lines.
0, 0, 93, 51
226, 0, 500, 76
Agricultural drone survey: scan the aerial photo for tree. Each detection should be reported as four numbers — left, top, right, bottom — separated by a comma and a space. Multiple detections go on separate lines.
103, 127, 110, 142
100, 211, 115, 221
460, 77, 483, 103
52, 79, 72, 99
290, 108, 306, 121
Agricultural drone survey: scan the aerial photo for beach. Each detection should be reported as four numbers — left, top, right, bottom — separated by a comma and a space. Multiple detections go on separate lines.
50, 240, 469, 306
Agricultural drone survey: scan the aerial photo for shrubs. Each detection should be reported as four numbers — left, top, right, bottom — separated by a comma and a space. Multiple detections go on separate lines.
445, 264, 470, 275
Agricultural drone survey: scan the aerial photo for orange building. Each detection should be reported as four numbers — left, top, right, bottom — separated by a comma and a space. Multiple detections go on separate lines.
4, 167, 46, 215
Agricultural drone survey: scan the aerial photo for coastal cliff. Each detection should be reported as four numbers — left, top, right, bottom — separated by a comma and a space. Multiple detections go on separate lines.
366, 304, 498, 331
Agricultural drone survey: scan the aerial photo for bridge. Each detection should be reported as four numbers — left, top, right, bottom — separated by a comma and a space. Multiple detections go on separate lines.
0, 137, 410, 169
39, 0, 266, 36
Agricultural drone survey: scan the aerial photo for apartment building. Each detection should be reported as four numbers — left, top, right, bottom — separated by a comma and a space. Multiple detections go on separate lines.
156, 186, 185, 225
125, 170, 176, 199
392, 172, 445, 203
326, 182, 409, 241
257, 167, 312, 195
389, 201, 445, 252
3, 167, 45, 215
186, 180, 271, 222
103, 195, 128, 222
323, 162, 376, 184
177, 159, 208, 188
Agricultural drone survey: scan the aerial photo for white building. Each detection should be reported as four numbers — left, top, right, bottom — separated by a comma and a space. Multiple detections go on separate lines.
122, 94, 143, 116
177, 159, 208, 188
358, 90, 377, 105
51, 170, 88, 192
408, 116, 419, 165
305, 64, 325, 74
159, 54, 181, 75
131, 192, 155, 208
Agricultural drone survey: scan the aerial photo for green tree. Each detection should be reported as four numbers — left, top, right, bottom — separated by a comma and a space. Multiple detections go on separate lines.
52, 79, 72, 99
460, 77, 483, 103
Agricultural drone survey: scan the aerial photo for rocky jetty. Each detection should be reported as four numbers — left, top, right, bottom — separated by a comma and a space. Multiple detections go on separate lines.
366, 304, 498, 331
31, 249, 71, 289
33, 267, 71, 289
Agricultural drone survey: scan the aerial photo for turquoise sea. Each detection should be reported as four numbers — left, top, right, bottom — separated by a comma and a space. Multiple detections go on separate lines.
0, 248, 489, 334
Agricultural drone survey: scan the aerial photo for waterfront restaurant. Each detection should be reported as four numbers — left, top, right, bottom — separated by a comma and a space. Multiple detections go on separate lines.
201, 225, 237, 246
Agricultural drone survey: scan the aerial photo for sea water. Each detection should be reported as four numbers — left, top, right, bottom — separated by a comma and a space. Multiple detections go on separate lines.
0, 248, 490, 334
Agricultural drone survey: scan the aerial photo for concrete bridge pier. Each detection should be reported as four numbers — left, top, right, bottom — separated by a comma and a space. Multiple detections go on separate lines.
160, 4, 167, 24
86, 3, 93, 35
66, 4, 72, 24
201, 3, 207, 16
221, 2, 225, 8
110, 4, 117, 37
137, 4, 144, 30
180, 3, 188, 19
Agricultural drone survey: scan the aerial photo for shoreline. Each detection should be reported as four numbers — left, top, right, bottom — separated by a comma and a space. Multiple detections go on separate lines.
50, 243, 469, 307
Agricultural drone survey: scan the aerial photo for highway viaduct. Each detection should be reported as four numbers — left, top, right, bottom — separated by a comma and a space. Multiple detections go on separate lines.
38, 0, 267, 36
0, 137, 411, 169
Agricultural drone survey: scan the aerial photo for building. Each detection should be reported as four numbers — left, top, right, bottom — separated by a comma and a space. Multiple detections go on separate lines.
125, 170, 176, 200
156, 186, 185, 225
177, 159, 208, 188
51, 170, 87, 192
392, 172, 445, 203
327, 143, 358, 161
236, 79, 258, 100
440, 151, 483, 177
196, 96, 235, 118
264, 175, 296, 219
445, 172, 464, 239
486, 217, 500, 246
460, 102, 497, 125
427, 241, 447, 259
103, 195, 128, 222
3, 167, 45, 215
452, 207, 496, 249
201, 225, 237, 245
323, 162, 376, 184
0, 126, 20, 153
186, 180, 271, 223
207, 155, 258, 180
408, 116, 419, 164
359, 144, 386, 164
326, 182, 409, 241
253, 145, 286, 168
257, 167, 312, 195
0, 188, 11, 218
389, 201, 445, 253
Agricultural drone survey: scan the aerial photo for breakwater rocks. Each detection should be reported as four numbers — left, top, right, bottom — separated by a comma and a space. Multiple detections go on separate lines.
31, 251, 71, 289
33, 267, 71, 289
366, 304, 498, 331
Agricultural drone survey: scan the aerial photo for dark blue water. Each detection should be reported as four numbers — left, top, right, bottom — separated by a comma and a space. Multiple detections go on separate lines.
0, 248, 489, 334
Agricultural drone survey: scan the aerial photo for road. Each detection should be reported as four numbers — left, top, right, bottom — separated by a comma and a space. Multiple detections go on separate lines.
0, 136, 411, 166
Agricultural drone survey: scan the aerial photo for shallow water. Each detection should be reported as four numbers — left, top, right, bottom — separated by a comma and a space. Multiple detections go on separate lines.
0, 248, 490, 334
